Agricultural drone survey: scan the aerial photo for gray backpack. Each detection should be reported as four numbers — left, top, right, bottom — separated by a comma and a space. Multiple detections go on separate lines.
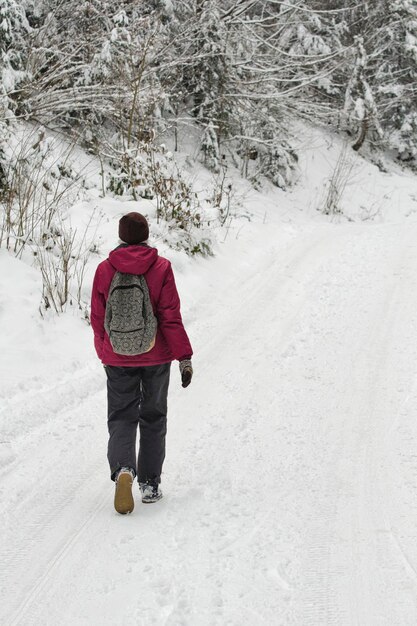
104, 272, 157, 356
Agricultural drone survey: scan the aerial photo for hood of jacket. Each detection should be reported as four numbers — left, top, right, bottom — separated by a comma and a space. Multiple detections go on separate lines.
108, 244, 158, 275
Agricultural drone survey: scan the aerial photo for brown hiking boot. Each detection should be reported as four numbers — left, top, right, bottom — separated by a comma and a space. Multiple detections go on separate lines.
114, 468, 135, 514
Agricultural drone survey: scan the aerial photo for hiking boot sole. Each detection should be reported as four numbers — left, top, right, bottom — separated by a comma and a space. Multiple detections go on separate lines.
114, 473, 134, 514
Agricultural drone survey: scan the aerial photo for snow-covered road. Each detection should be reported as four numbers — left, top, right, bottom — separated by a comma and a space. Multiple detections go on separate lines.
2, 217, 417, 625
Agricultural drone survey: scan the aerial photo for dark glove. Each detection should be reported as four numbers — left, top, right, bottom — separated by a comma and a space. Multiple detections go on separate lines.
179, 359, 193, 388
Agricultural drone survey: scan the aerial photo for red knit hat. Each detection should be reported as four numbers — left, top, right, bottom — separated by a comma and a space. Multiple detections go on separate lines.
118, 212, 149, 244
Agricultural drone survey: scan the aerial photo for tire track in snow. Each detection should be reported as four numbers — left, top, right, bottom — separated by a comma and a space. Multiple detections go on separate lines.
365, 239, 417, 593
163, 225, 349, 625
345, 228, 417, 625
191, 224, 346, 367
377, 375, 417, 585
291, 225, 417, 625
7, 487, 108, 626
0, 362, 104, 444
0, 384, 108, 626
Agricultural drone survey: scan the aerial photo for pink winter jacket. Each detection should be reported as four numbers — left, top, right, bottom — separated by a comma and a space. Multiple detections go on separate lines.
90, 244, 193, 366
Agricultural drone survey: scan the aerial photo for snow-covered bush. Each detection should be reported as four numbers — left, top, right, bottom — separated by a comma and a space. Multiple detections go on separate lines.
34, 212, 97, 316
236, 109, 300, 190
390, 109, 417, 162
0, 124, 9, 198
106, 140, 211, 256
0, 127, 94, 313
0, 130, 78, 253
208, 162, 234, 226
319, 142, 357, 216
258, 138, 299, 190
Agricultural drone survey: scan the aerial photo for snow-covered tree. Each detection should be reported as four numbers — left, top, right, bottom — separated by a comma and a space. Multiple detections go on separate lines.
3, 0, 417, 179
201, 121, 220, 171
192, 1, 229, 131
342, 35, 382, 151
380, 0, 417, 161
0, 0, 31, 118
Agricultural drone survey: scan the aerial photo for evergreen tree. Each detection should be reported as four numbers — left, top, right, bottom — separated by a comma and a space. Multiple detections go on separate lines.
174, 0, 240, 155
0, 0, 30, 118
201, 121, 220, 171
342, 35, 382, 151
381, 0, 417, 161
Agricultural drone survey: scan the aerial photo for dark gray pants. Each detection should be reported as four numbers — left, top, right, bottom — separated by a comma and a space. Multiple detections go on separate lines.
105, 363, 171, 483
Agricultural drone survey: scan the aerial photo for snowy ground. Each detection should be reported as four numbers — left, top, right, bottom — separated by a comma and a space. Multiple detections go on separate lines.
2, 128, 417, 624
